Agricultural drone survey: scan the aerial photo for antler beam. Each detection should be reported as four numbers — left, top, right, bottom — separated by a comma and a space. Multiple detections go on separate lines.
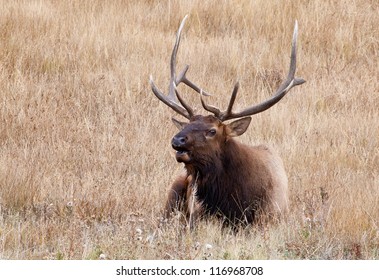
149, 15, 209, 120
201, 21, 306, 121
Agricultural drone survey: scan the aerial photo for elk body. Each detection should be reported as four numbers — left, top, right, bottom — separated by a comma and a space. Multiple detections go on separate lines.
150, 16, 305, 227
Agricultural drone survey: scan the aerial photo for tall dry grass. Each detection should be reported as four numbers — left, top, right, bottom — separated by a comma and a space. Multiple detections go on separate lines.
0, 0, 378, 259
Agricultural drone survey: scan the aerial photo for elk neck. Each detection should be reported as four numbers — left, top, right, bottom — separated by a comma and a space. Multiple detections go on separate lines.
184, 138, 244, 193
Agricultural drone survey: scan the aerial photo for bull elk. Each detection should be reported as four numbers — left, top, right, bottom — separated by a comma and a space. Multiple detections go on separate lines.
149, 16, 305, 228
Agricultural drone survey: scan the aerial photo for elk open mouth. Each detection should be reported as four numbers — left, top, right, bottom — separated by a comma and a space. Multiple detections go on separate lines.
173, 147, 191, 163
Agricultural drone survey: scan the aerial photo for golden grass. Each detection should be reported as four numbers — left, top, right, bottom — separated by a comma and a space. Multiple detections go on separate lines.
0, 0, 378, 259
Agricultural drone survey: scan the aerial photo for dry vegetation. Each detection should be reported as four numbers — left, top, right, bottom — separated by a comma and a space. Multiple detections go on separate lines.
0, 0, 378, 260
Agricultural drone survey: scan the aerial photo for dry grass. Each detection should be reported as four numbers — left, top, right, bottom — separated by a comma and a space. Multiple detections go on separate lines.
0, 0, 378, 259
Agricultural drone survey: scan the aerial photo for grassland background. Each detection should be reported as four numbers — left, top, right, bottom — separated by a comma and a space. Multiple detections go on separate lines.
0, 0, 378, 259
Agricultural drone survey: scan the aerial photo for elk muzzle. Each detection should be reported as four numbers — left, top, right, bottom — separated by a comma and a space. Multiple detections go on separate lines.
172, 135, 191, 163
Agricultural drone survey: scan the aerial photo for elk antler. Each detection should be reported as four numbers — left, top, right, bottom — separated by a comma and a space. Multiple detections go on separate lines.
149, 15, 209, 120
201, 21, 306, 121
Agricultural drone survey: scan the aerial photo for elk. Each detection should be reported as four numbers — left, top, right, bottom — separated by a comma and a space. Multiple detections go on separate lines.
149, 16, 305, 228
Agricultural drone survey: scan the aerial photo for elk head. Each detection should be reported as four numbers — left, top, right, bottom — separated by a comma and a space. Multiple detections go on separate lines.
171, 115, 251, 164
149, 15, 305, 166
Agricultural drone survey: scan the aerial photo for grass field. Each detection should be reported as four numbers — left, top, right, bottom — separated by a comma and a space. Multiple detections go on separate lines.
0, 0, 378, 259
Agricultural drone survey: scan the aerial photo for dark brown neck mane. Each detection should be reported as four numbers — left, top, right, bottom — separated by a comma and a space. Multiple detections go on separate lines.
185, 139, 259, 225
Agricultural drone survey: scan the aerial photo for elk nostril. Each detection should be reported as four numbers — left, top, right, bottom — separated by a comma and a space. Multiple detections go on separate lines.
178, 137, 186, 144
172, 136, 187, 147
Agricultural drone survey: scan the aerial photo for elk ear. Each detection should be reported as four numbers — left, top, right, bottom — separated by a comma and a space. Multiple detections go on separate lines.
171, 117, 188, 130
226, 117, 252, 137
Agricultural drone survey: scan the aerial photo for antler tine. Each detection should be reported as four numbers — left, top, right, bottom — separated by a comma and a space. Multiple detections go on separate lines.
168, 15, 188, 101
174, 84, 194, 117
176, 65, 211, 97
200, 89, 221, 116
200, 82, 239, 121
150, 76, 191, 119
221, 20, 306, 121
288, 21, 306, 86
222, 82, 239, 120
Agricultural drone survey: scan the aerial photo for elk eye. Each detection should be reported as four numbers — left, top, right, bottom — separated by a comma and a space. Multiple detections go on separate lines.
207, 129, 217, 137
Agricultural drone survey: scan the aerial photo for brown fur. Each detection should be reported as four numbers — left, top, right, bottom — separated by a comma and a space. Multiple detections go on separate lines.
165, 115, 288, 227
